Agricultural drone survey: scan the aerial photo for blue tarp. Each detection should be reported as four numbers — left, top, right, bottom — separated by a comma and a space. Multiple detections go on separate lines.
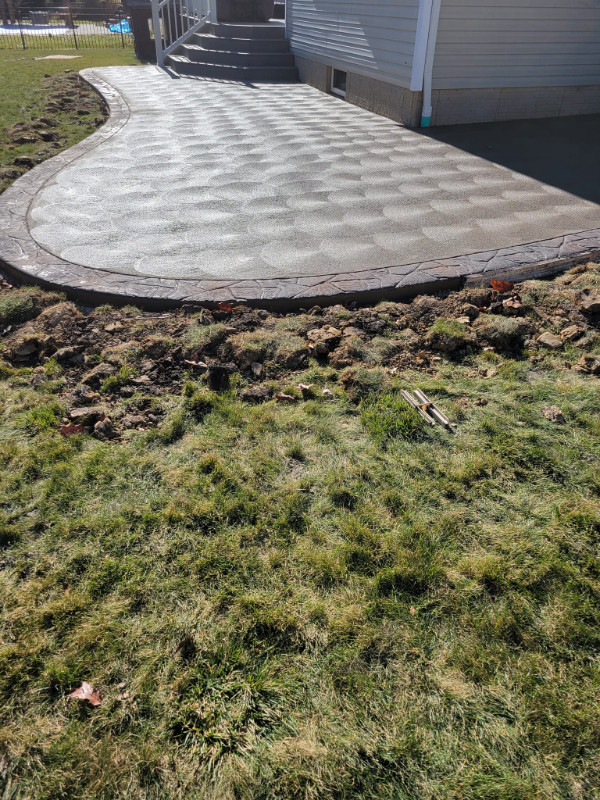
109, 19, 131, 33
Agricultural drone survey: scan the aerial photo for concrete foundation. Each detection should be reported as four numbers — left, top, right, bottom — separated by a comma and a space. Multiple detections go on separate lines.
293, 55, 422, 127
292, 55, 600, 128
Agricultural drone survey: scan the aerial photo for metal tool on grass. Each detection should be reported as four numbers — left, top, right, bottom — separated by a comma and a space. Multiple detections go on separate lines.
401, 389, 455, 430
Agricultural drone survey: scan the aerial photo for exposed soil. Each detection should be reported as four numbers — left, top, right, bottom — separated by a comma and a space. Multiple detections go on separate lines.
2, 262, 600, 439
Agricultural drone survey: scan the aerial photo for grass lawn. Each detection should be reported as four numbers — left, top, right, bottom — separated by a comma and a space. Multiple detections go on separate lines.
0, 48, 140, 193
1, 265, 600, 799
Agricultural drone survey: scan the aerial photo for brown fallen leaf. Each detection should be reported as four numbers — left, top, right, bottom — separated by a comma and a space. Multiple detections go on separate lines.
216, 302, 234, 313
67, 681, 102, 707
490, 280, 515, 293
60, 422, 83, 438
275, 392, 297, 403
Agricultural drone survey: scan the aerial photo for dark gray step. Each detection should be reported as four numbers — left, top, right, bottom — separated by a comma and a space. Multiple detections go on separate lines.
181, 44, 294, 68
208, 22, 286, 39
166, 55, 297, 83
191, 33, 290, 53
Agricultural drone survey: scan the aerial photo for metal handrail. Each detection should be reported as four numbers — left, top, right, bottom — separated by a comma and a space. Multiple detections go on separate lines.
151, 0, 215, 66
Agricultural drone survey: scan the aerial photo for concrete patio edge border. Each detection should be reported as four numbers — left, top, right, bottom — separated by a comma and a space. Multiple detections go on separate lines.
1, 68, 600, 310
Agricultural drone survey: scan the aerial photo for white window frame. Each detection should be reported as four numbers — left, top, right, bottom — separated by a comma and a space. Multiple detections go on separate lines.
330, 68, 347, 98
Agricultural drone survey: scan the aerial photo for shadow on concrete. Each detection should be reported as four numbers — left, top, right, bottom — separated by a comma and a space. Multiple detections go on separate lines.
421, 113, 600, 205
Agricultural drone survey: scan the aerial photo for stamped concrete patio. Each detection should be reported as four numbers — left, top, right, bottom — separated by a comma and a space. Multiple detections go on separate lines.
1, 65, 599, 306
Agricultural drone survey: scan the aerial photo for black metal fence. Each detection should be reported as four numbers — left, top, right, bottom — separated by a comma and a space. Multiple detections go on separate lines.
0, 5, 134, 49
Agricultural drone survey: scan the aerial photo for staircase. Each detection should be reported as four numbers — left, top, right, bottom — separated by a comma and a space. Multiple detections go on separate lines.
165, 21, 298, 82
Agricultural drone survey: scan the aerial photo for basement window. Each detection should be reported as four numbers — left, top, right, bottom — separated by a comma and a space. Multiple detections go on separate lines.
331, 69, 347, 98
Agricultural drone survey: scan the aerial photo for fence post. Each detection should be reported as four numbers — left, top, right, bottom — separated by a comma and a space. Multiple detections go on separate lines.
17, 11, 26, 49
68, 7, 78, 48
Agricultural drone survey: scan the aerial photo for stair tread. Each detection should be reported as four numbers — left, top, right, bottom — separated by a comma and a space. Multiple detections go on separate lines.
166, 60, 297, 80
186, 44, 288, 55
168, 55, 295, 71
200, 36, 286, 42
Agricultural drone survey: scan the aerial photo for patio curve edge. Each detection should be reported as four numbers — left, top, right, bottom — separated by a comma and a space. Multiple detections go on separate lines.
1, 67, 600, 310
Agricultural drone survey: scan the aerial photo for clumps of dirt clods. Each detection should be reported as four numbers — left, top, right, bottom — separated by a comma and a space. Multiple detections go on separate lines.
1, 261, 600, 441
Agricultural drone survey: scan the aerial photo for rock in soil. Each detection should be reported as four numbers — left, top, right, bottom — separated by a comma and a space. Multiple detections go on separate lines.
560, 325, 584, 342
53, 346, 83, 364
94, 418, 116, 440
307, 326, 342, 356
82, 363, 117, 388
579, 292, 600, 314
69, 406, 106, 425
240, 386, 273, 404
66, 386, 102, 407
537, 332, 563, 350
572, 355, 600, 375
120, 414, 146, 430
7, 336, 45, 361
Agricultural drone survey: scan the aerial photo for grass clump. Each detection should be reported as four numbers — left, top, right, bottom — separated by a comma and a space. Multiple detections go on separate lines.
0, 286, 63, 326
340, 365, 387, 403
227, 326, 309, 370
361, 392, 428, 446
20, 400, 63, 433
474, 315, 526, 351
426, 317, 474, 354
184, 389, 217, 421
100, 364, 135, 393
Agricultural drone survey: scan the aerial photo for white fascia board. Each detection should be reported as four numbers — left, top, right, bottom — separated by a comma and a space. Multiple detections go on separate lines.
411, 0, 434, 92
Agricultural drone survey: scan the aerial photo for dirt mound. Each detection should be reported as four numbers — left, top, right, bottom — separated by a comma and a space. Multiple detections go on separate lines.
1, 262, 598, 438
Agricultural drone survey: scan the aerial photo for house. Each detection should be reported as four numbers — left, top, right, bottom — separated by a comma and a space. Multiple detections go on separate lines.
285, 0, 600, 126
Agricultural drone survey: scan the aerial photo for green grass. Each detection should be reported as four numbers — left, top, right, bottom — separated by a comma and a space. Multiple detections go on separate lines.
1, 333, 600, 798
0, 48, 140, 191
361, 392, 428, 446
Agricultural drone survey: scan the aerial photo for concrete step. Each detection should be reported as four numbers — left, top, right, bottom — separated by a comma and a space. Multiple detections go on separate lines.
191, 32, 290, 53
181, 44, 294, 68
166, 55, 298, 83
208, 21, 286, 39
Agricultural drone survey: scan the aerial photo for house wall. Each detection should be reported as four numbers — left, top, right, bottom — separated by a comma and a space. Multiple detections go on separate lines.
287, 0, 600, 127
286, 0, 421, 90
433, 0, 600, 91
430, 0, 600, 124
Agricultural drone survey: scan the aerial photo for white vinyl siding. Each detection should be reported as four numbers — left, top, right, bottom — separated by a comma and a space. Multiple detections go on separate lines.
287, 0, 421, 89
433, 0, 600, 89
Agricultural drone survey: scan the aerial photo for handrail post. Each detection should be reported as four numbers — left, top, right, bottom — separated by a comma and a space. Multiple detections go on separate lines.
151, 0, 164, 66
206, 0, 216, 23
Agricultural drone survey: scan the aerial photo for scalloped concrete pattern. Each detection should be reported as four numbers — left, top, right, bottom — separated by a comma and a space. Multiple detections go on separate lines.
2, 66, 600, 307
